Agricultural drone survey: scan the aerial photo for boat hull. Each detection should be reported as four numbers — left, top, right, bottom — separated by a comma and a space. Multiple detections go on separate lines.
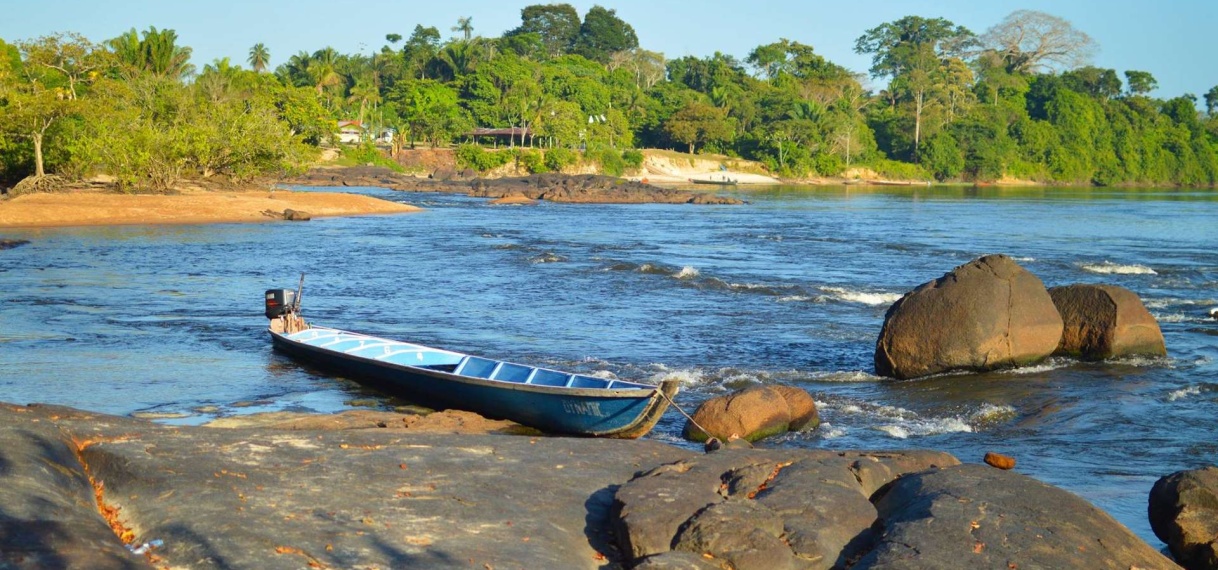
270, 330, 675, 438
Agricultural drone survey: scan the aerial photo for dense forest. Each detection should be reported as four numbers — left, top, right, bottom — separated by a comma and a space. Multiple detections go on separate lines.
3, 5, 1218, 190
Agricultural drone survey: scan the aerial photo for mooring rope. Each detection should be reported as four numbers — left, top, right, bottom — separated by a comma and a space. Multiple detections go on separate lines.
657, 387, 711, 438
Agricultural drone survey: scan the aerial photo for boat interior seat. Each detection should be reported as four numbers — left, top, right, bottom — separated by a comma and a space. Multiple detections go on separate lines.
491, 363, 533, 383
527, 369, 571, 387
453, 356, 499, 379
568, 375, 612, 389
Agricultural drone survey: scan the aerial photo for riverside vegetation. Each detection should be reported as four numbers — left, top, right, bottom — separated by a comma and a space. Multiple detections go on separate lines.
2, 6, 1218, 191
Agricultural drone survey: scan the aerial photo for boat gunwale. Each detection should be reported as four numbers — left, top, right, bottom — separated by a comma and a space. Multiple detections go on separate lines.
270, 327, 662, 399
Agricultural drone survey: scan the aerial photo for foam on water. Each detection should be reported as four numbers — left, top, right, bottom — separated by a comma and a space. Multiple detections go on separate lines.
998, 359, 1072, 375
648, 367, 706, 386
819, 286, 903, 306
674, 266, 700, 280
529, 252, 566, 264
876, 417, 974, 439
1079, 261, 1158, 275
1167, 385, 1201, 401
807, 370, 882, 383
971, 403, 1018, 424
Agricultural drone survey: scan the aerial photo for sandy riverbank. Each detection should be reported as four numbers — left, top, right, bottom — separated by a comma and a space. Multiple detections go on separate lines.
0, 189, 420, 229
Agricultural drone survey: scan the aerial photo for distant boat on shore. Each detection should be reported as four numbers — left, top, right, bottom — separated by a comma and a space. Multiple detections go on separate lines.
690, 177, 738, 186
865, 179, 932, 187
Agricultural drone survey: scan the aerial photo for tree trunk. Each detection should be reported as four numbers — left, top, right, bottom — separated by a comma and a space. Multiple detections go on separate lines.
32, 131, 45, 178
689, 142, 695, 154
913, 90, 924, 161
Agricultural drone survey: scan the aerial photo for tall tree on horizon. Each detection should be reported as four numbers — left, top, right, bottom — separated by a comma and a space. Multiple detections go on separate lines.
509, 4, 581, 58
980, 10, 1096, 74
572, 5, 638, 64
453, 17, 474, 41
248, 43, 270, 73
855, 16, 975, 160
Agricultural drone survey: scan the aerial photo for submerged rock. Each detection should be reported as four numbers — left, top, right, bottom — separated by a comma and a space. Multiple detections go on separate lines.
682, 385, 819, 443
875, 254, 1064, 379
1149, 465, 1218, 570
1050, 283, 1167, 359
0, 238, 31, 250
282, 208, 312, 221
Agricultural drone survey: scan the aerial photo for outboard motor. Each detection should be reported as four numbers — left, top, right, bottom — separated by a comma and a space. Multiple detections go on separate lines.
265, 289, 297, 319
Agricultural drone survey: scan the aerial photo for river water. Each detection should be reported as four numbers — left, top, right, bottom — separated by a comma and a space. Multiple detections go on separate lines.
2, 184, 1215, 545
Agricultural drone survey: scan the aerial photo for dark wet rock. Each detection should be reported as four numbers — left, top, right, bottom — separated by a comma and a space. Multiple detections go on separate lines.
683, 385, 819, 443
704, 435, 754, 453
0, 404, 153, 569
282, 208, 311, 221
468, 173, 744, 205
633, 550, 723, 569
856, 463, 1177, 569
286, 166, 416, 189
1050, 283, 1167, 360
0, 238, 31, 250
611, 449, 958, 569
1149, 465, 1218, 570
287, 167, 742, 205
875, 254, 1064, 379
2, 403, 691, 570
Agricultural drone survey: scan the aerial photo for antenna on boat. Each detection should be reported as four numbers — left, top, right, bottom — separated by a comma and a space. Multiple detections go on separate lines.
293, 272, 304, 313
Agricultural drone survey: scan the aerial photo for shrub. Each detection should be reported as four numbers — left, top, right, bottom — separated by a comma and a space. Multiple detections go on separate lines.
596, 149, 626, 176
544, 147, 577, 172
621, 149, 644, 169
339, 142, 403, 172
867, 158, 932, 181
455, 144, 512, 172
514, 149, 547, 173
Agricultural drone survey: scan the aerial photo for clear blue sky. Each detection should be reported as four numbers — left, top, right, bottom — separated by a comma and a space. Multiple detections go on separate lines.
3, 0, 1215, 99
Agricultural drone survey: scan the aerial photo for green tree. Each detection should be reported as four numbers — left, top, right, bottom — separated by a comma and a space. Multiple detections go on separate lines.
385, 33, 402, 45
0, 47, 80, 178
1206, 85, 1218, 115
402, 25, 441, 79
106, 26, 195, 79
1124, 70, 1157, 96
855, 16, 975, 159
1061, 66, 1122, 100
663, 101, 733, 154
509, 4, 581, 58
248, 43, 270, 72
17, 32, 106, 100
572, 6, 638, 63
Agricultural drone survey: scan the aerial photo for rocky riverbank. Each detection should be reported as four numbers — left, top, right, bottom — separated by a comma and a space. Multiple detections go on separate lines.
0, 402, 1189, 569
287, 166, 744, 205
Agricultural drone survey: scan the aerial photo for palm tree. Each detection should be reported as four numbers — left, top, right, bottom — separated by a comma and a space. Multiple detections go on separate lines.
248, 43, 270, 73
141, 26, 194, 79
436, 41, 480, 80
347, 76, 381, 128
452, 17, 473, 41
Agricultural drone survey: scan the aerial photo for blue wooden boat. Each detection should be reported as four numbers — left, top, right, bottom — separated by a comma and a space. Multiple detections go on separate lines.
264, 289, 678, 438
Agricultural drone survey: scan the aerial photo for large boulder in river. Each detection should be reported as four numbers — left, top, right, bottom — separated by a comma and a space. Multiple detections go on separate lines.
1049, 284, 1166, 360
682, 385, 818, 443
1149, 466, 1218, 570
875, 254, 1064, 379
